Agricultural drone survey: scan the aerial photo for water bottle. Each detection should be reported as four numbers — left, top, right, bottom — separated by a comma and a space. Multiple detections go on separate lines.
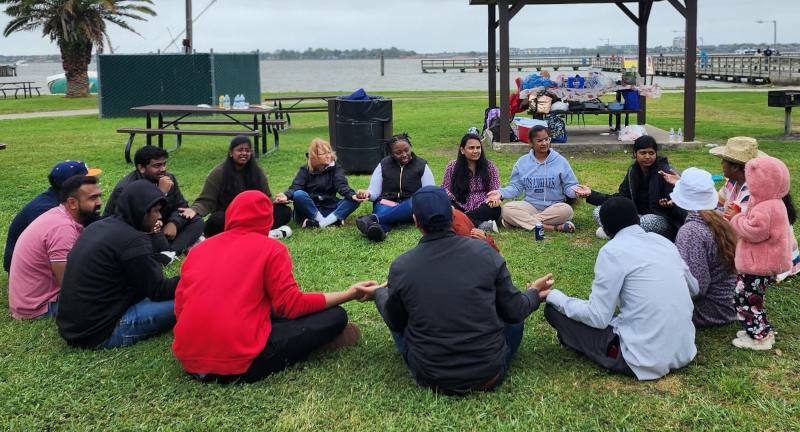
223, 94, 231, 109
237, 94, 244, 109
677, 128, 683, 143
668, 128, 675, 143
218, 95, 224, 109
233, 94, 240, 109
242, 94, 249, 109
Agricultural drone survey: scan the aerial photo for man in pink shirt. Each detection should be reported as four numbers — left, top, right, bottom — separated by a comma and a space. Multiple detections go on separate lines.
8, 175, 102, 319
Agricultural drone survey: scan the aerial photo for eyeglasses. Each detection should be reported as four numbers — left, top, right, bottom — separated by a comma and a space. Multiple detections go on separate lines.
534, 137, 552, 144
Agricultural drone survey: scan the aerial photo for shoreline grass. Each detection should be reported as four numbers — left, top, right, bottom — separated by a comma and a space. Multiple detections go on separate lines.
0, 90, 798, 430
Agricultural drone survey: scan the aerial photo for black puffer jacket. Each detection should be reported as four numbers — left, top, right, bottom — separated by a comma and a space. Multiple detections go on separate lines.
283, 162, 356, 211
587, 156, 687, 235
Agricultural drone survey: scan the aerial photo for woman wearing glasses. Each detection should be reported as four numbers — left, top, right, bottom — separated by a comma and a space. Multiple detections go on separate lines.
274, 138, 360, 228
486, 125, 579, 234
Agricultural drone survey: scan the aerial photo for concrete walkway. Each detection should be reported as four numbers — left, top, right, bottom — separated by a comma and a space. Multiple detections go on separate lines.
0, 108, 98, 121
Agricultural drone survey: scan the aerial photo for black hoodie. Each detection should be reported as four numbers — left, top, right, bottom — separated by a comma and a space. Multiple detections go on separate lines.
57, 180, 179, 348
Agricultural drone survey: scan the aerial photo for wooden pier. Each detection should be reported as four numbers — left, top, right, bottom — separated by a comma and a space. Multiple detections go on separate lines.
0, 65, 17, 77
420, 55, 800, 84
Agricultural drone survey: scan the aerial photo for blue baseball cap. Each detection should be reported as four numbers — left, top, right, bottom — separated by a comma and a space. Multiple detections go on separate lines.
412, 186, 453, 231
48, 160, 102, 187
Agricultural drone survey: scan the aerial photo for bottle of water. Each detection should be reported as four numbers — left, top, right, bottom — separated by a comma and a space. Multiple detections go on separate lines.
677, 128, 683, 143
668, 128, 675, 143
223, 94, 231, 109
242, 94, 249, 109
218, 95, 224, 109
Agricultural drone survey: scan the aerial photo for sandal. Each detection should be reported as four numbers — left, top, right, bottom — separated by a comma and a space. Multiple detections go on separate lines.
557, 221, 576, 233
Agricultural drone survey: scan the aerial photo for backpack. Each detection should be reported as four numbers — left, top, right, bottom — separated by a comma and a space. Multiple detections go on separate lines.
546, 113, 567, 143
482, 106, 518, 142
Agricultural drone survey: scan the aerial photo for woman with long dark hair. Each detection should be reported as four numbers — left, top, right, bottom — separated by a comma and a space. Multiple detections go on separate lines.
669, 168, 738, 327
180, 136, 292, 238
441, 133, 501, 231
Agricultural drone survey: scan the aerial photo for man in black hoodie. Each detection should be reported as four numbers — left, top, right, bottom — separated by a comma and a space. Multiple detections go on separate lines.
103, 146, 204, 261
57, 180, 179, 349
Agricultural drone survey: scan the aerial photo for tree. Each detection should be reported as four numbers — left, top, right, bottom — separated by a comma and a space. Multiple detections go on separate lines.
1, 0, 155, 97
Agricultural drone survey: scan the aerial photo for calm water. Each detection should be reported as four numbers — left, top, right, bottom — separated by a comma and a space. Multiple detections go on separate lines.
2, 58, 749, 95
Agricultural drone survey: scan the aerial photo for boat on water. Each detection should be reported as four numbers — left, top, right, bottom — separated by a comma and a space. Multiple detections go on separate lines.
46, 71, 98, 94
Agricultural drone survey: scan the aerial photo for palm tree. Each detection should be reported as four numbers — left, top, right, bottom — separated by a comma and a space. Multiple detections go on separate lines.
1, 0, 156, 97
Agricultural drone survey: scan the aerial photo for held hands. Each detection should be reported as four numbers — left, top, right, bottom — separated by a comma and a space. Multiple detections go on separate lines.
572, 184, 592, 198
470, 228, 487, 240
158, 176, 174, 194
274, 193, 289, 204
658, 169, 681, 186
178, 208, 197, 219
658, 198, 675, 208
151, 219, 163, 234
349, 280, 384, 302
353, 189, 371, 202
527, 273, 554, 300
486, 190, 502, 208
162, 222, 178, 240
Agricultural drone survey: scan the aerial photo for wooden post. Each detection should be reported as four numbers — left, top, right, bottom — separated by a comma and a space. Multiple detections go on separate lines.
684, 0, 697, 141
637, 1, 652, 125
380, 51, 385, 76
184, 0, 193, 54
488, 4, 497, 108
785, 107, 793, 136
498, 0, 510, 142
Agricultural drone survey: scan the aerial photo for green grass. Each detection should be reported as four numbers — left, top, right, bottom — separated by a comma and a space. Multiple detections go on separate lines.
1, 91, 799, 430
0, 95, 97, 115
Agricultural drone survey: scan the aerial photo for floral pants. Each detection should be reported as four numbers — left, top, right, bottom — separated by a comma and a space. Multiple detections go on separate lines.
734, 274, 775, 339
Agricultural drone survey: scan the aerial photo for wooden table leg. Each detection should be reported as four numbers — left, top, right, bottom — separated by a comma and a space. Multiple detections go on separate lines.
158, 113, 164, 148
146, 113, 152, 146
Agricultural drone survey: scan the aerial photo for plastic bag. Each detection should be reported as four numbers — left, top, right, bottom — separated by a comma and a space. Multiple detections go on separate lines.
618, 125, 647, 141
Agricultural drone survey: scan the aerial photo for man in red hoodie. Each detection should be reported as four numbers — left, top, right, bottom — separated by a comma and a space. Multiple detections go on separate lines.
172, 190, 380, 383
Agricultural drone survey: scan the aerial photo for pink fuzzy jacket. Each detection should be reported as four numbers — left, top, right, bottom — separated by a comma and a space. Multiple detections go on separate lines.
730, 156, 792, 276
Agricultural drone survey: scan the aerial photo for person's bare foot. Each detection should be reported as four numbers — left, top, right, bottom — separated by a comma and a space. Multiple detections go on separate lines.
317, 322, 361, 353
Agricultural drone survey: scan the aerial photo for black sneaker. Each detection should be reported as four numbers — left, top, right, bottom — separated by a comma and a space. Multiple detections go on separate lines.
302, 218, 320, 228
366, 223, 386, 242
356, 214, 377, 235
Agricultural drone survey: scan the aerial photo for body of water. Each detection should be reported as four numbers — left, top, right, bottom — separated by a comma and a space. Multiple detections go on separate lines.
2, 58, 751, 95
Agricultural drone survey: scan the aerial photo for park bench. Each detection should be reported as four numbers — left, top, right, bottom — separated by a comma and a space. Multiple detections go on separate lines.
117, 128, 260, 163
0, 85, 41, 99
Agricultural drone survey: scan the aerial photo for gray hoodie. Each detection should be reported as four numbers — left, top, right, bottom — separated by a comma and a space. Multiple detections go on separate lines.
499, 149, 579, 210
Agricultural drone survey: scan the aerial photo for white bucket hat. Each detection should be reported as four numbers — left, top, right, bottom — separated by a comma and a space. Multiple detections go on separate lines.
670, 167, 719, 211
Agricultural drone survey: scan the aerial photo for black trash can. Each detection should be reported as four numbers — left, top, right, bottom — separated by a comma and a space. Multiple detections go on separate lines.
328, 96, 393, 174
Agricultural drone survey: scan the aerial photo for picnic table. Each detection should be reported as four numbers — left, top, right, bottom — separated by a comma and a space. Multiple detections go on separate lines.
264, 95, 338, 127
0, 81, 41, 99
118, 104, 284, 163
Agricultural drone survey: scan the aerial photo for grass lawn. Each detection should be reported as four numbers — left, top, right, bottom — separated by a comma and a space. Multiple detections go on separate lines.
0, 91, 799, 430
0, 95, 97, 115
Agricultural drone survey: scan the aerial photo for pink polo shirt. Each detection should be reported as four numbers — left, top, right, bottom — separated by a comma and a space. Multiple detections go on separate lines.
8, 205, 83, 319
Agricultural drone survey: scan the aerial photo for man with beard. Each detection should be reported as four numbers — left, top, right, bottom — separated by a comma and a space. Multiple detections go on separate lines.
4, 160, 102, 273
104, 146, 204, 263
57, 180, 179, 349
8, 175, 102, 319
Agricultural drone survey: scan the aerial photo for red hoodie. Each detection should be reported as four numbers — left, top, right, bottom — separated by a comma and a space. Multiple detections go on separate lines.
172, 191, 326, 375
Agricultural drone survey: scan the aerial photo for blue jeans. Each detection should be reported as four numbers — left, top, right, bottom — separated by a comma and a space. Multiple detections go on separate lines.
100, 299, 176, 349
35, 301, 59, 319
373, 199, 414, 232
292, 190, 360, 223
391, 322, 524, 391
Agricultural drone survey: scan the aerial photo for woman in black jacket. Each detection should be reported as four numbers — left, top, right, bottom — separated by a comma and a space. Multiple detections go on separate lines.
573, 136, 686, 240
275, 138, 360, 228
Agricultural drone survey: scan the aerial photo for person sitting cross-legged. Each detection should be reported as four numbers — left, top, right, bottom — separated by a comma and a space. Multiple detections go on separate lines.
57, 180, 179, 349
486, 125, 579, 235
8, 175, 102, 319
103, 146, 204, 264
274, 138, 360, 228
173, 190, 380, 383
542, 196, 699, 380
371, 186, 552, 394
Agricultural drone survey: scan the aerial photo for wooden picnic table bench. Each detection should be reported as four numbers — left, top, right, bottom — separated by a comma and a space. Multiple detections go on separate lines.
119, 104, 282, 163
264, 95, 338, 127
0, 81, 41, 99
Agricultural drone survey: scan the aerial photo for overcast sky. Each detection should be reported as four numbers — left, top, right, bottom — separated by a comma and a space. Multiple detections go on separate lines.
0, 0, 797, 55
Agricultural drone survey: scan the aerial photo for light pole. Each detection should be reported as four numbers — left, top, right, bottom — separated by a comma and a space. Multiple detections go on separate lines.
755, 20, 777, 46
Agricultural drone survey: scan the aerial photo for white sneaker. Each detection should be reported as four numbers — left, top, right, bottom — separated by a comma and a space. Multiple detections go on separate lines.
269, 225, 292, 239
158, 251, 177, 266
732, 331, 775, 351
478, 220, 499, 233
595, 227, 609, 239
736, 330, 747, 339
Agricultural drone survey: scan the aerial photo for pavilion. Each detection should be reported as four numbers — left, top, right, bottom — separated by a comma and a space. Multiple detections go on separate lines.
469, 0, 698, 144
